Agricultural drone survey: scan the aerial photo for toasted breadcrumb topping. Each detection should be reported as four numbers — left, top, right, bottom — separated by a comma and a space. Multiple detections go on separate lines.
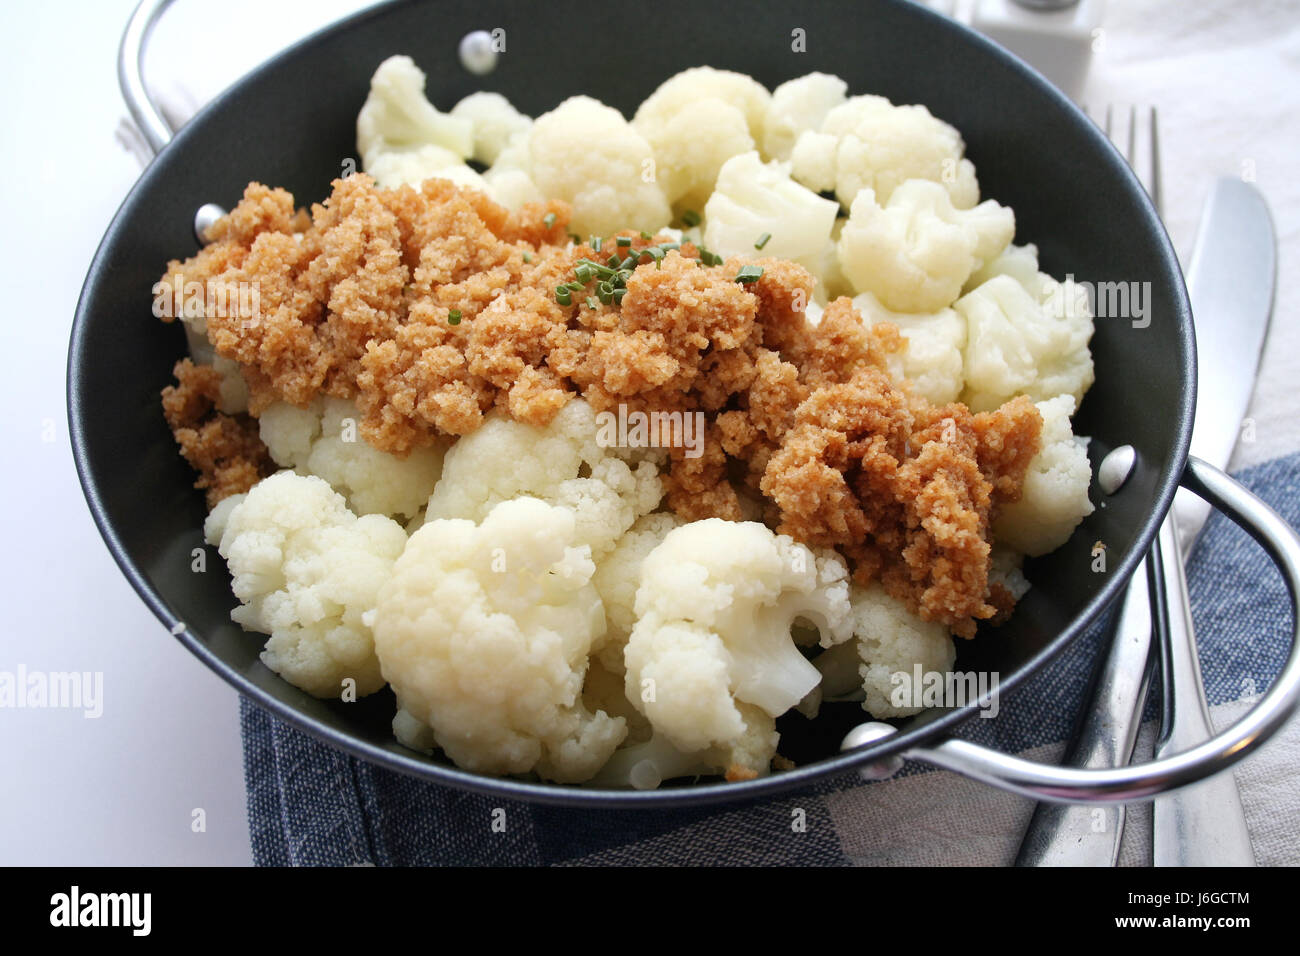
160, 175, 1041, 634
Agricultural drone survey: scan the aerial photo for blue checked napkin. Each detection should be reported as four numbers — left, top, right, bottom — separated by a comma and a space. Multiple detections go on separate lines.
239, 451, 1300, 866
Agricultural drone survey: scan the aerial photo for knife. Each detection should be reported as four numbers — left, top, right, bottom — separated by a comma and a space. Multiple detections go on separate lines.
1015, 178, 1276, 866
1152, 178, 1276, 867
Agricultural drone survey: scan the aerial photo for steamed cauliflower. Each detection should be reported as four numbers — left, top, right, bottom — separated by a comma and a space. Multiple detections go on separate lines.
589, 512, 682, 675
957, 271, 1095, 413
993, 395, 1095, 555
854, 291, 967, 404
357, 55, 475, 188
368, 496, 626, 783
702, 151, 839, 274
837, 180, 1015, 314
426, 398, 662, 558
632, 67, 770, 211
790, 93, 980, 210
762, 72, 848, 162
203, 472, 408, 698
624, 520, 853, 761
813, 583, 956, 719
259, 397, 444, 520
508, 96, 671, 237
450, 91, 532, 165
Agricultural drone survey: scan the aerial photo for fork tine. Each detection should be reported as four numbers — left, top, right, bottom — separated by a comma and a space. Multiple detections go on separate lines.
1127, 105, 1138, 167
1149, 106, 1163, 217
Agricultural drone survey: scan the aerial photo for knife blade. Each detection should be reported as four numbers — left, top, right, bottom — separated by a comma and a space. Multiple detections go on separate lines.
1173, 178, 1277, 551
1152, 177, 1275, 867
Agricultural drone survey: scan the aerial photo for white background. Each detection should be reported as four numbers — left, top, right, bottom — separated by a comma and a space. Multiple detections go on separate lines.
0, 0, 1295, 865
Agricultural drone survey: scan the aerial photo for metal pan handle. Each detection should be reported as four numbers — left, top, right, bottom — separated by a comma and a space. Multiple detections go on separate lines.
843, 456, 1300, 804
119, 0, 176, 158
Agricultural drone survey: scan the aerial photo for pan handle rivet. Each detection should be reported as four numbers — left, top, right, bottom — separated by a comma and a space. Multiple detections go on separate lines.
194, 203, 227, 244
841, 721, 904, 781
459, 31, 499, 75
1098, 444, 1137, 495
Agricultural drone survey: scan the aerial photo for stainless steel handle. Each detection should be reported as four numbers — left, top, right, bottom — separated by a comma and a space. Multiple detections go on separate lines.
1014, 565, 1155, 864
118, 0, 177, 158
1151, 512, 1256, 864
845, 457, 1300, 804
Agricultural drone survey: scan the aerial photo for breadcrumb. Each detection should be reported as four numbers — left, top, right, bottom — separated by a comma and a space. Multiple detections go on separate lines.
160, 174, 1042, 633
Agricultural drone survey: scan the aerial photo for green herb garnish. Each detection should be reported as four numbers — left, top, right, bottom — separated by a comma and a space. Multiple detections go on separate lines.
681, 209, 701, 227
447, 309, 462, 325
543, 212, 557, 229
734, 265, 764, 284
755, 233, 771, 250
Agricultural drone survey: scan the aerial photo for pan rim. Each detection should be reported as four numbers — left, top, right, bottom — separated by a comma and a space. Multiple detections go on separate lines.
67, 0, 1194, 808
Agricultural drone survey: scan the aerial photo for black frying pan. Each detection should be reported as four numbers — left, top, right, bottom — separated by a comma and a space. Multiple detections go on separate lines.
68, 0, 1300, 807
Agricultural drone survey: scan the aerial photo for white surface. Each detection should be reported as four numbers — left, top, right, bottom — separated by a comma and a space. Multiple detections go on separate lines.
0, 0, 1295, 865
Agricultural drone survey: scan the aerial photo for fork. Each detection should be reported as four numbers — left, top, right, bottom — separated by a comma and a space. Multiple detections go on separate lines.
1016, 105, 1253, 867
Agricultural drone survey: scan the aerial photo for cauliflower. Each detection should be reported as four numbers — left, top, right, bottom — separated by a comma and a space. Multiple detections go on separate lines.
259, 397, 444, 520
993, 395, 1095, 555
363, 145, 490, 191
814, 583, 956, 719
957, 272, 1095, 413
965, 242, 1044, 295
450, 91, 532, 165
790, 94, 980, 210
203, 472, 408, 699
590, 703, 779, 788
589, 512, 682, 675
368, 496, 627, 782
639, 98, 755, 214
762, 72, 848, 162
853, 291, 966, 404
702, 151, 840, 277
624, 519, 853, 758
356, 56, 473, 186
511, 96, 670, 237
426, 399, 662, 558
837, 180, 1015, 314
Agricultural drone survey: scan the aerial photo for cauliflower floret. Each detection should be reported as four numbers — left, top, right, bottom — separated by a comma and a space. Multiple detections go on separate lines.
514, 96, 670, 237
640, 98, 755, 214
426, 399, 661, 558
589, 512, 682, 675
853, 291, 967, 404
625, 519, 853, 757
259, 397, 444, 520
837, 180, 1015, 314
791, 94, 980, 210
369, 496, 627, 782
965, 242, 1044, 295
989, 546, 1032, 601
702, 151, 840, 278
203, 472, 407, 699
363, 144, 490, 191
356, 56, 473, 181
450, 91, 532, 165
957, 272, 1095, 413
993, 395, 1095, 555
763, 72, 848, 161
590, 703, 779, 788
633, 66, 770, 147
813, 583, 956, 719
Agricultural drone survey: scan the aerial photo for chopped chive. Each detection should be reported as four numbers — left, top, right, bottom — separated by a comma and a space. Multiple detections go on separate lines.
555, 287, 572, 306
566, 281, 586, 292
543, 212, 557, 229
621, 255, 638, 270
607, 254, 620, 268
586, 295, 599, 310
523, 252, 532, 263
734, 264, 764, 284
613, 287, 627, 303
591, 236, 602, 252
568, 232, 582, 244
755, 232, 772, 250
575, 263, 594, 283
616, 236, 632, 247
681, 209, 701, 227
640, 231, 653, 240
660, 241, 680, 251
447, 309, 462, 325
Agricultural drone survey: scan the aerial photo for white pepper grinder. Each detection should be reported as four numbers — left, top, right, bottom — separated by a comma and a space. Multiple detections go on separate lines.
971, 0, 1107, 100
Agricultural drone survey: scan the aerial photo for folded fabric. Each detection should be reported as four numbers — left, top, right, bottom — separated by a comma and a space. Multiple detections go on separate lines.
240, 451, 1300, 866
